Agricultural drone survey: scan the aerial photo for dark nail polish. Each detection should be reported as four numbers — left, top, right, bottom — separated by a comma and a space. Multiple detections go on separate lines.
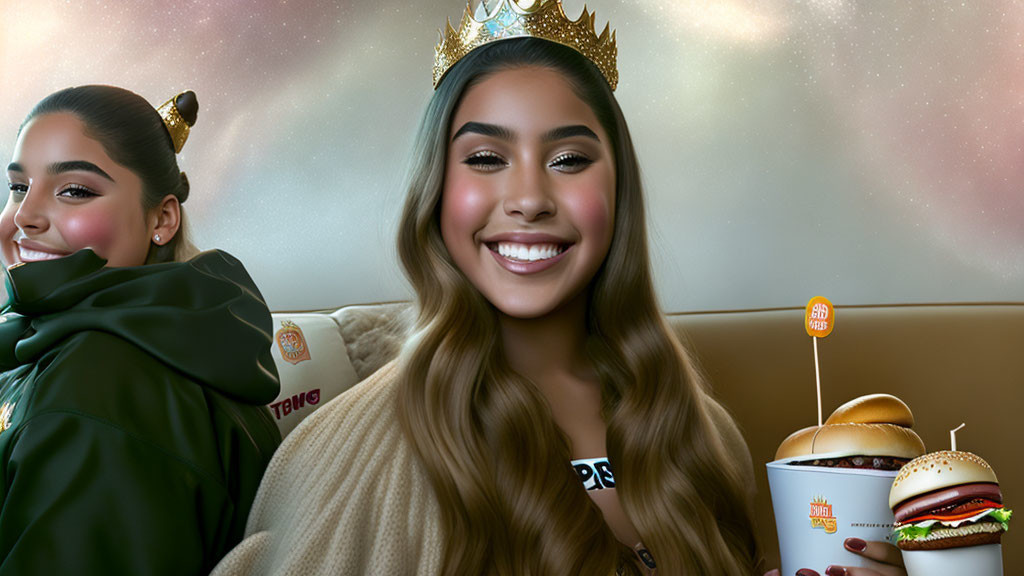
825, 566, 847, 576
796, 570, 820, 576
635, 548, 656, 569
844, 537, 867, 552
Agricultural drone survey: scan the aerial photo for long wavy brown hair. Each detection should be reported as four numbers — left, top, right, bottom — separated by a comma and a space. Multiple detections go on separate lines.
396, 38, 759, 575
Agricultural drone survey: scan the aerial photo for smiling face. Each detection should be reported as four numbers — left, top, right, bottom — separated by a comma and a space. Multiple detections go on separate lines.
1, 112, 153, 268
440, 66, 616, 320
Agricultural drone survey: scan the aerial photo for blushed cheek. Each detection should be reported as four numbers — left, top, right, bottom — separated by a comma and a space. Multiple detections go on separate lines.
577, 195, 613, 234
440, 177, 490, 255
0, 206, 18, 267
60, 211, 119, 256
569, 182, 615, 250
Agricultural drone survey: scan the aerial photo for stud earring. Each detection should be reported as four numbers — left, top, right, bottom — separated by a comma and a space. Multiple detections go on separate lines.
154, 234, 162, 243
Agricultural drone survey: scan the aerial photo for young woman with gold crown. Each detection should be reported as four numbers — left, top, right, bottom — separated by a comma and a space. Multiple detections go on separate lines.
213, 1, 908, 575
212, 1, 754, 574
0, 86, 281, 574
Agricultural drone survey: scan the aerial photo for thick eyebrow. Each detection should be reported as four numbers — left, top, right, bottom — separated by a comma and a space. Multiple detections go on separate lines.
452, 121, 515, 142
451, 122, 601, 144
47, 161, 115, 182
542, 125, 600, 143
6, 160, 115, 182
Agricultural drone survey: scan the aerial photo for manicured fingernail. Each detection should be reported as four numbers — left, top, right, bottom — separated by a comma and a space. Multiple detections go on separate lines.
796, 570, 820, 576
844, 537, 867, 552
825, 566, 847, 576
634, 548, 656, 569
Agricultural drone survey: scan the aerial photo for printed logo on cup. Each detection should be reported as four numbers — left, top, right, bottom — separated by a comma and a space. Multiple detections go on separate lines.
276, 320, 311, 365
269, 388, 321, 420
809, 496, 838, 534
804, 296, 835, 338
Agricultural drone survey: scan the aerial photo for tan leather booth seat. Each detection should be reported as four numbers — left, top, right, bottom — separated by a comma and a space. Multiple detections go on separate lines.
673, 304, 1022, 572
268, 303, 1022, 572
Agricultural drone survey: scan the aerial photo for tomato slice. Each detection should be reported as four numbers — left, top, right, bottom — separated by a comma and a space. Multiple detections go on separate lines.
898, 499, 1003, 525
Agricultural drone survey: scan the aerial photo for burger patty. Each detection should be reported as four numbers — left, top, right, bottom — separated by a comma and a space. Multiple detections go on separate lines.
789, 455, 910, 471
893, 482, 1002, 523
896, 524, 1003, 551
929, 498, 999, 518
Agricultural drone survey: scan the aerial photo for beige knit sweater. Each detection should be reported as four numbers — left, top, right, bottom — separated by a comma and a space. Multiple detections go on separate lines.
211, 360, 755, 575
211, 361, 442, 575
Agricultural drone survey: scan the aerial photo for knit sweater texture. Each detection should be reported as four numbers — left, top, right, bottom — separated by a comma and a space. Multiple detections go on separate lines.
213, 360, 755, 575
212, 360, 442, 575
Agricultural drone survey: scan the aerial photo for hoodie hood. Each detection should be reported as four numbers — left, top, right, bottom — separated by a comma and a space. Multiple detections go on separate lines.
0, 249, 279, 404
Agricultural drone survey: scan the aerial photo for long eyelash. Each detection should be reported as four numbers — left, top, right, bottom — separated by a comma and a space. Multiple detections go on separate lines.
463, 151, 507, 168
58, 185, 97, 198
465, 151, 503, 161
550, 153, 593, 168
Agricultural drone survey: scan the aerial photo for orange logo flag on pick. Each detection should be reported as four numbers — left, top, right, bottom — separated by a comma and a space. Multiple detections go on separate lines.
805, 296, 835, 426
805, 296, 835, 338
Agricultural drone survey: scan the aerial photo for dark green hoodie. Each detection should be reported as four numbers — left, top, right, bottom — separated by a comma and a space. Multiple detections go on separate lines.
0, 249, 281, 575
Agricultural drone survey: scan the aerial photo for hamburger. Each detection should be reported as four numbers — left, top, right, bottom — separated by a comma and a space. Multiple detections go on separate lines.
775, 393, 926, 469
889, 450, 1013, 550
767, 394, 926, 574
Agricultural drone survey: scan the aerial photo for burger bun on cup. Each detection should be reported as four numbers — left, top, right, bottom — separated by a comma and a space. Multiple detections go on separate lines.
775, 393, 925, 464
767, 394, 926, 575
889, 450, 1012, 575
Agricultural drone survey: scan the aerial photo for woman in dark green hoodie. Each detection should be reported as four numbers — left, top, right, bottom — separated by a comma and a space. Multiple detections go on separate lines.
0, 86, 282, 575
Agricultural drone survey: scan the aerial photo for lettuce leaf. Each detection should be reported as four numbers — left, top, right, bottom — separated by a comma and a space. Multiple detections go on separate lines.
894, 508, 1012, 541
987, 508, 1011, 528
895, 524, 931, 542
991, 508, 1012, 530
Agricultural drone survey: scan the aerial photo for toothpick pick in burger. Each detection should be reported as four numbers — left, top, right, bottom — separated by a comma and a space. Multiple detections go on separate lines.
767, 394, 926, 574
775, 393, 925, 468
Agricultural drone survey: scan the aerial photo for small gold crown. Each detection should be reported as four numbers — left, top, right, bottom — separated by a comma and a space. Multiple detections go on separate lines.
157, 93, 191, 154
434, 0, 618, 90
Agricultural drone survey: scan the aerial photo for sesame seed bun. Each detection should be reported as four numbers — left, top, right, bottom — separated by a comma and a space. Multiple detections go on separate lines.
889, 450, 999, 509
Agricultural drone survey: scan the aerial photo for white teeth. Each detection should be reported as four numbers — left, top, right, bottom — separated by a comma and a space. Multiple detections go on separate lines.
495, 242, 564, 262
18, 246, 65, 262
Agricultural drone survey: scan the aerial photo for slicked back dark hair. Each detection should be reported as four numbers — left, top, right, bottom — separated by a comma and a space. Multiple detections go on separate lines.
23, 85, 197, 263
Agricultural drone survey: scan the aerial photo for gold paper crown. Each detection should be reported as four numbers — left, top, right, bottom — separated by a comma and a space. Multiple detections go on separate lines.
156, 93, 192, 154
434, 0, 618, 90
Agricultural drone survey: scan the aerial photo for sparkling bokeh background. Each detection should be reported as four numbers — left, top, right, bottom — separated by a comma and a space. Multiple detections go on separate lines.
1, 0, 1021, 311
